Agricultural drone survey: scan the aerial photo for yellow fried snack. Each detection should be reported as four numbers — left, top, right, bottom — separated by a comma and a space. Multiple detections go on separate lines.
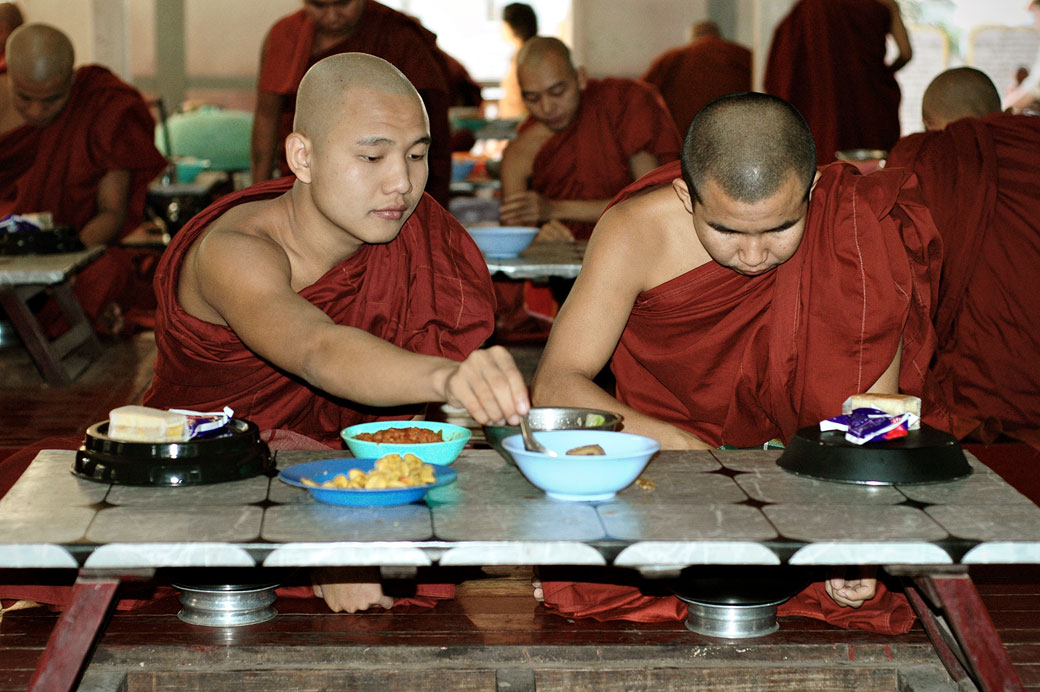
302, 453, 436, 490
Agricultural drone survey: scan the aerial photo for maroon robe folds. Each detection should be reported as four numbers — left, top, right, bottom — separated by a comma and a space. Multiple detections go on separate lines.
641, 36, 752, 136
764, 0, 901, 165
258, 4, 451, 204
523, 77, 681, 241
0, 66, 166, 330
887, 114, 1040, 447
143, 176, 495, 448
542, 160, 948, 634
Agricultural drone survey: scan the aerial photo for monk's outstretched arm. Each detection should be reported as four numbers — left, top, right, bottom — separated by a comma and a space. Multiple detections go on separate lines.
79, 169, 131, 245
878, 0, 912, 72
189, 230, 529, 425
532, 203, 712, 450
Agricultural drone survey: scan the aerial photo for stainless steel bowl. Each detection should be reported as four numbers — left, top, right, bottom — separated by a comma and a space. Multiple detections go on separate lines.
483, 407, 623, 465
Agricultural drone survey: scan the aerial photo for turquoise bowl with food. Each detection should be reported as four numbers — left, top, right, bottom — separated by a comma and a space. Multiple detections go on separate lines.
502, 429, 660, 501
340, 421, 471, 466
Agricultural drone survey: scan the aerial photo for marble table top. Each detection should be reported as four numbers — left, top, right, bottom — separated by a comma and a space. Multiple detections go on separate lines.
1, 448, 1038, 573
0, 245, 105, 287
484, 241, 586, 280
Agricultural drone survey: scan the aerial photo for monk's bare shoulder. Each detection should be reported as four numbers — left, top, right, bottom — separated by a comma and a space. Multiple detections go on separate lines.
178, 197, 292, 324
592, 181, 699, 290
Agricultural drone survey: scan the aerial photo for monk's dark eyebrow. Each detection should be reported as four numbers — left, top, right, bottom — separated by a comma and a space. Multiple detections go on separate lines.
708, 217, 801, 234
356, 135, 431, 147
522, 81, 566, 98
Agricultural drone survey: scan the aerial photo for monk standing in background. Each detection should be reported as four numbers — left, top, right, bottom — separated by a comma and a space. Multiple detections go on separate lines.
498, 2, 538, 121
641, 20, 751, 136
0, 23, 166, 333
251, 0, 452, 204
532, 93, 947, 632
887, 68, 1040, 447
765, 0, 912, 165
0, 2, 23, 73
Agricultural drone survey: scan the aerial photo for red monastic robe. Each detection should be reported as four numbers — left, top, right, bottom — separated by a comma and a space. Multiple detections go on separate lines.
886, 114, 1040, 447
764, 0, 901, 165
143, 176, 496, 448
258, 4, 451, 205
641, 36, 752, 136
542, 160, 948, 634
0, 66, 166, 329
522, 78, 681, 241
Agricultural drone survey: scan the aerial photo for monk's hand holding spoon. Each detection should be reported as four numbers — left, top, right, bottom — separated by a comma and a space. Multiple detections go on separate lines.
499, 190, 548, 227
535, 219, 574, 243
441, 345, 530, 426
824, 566, 878, 608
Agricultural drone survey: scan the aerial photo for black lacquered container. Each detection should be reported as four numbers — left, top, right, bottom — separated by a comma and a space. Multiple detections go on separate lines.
0, 226, 85, 255
778, 424, 972, 485
74, 418, 272, 486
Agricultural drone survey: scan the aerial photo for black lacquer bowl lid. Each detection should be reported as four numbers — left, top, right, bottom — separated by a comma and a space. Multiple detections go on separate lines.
74, 418, 273, 486
777, 424, 972, 485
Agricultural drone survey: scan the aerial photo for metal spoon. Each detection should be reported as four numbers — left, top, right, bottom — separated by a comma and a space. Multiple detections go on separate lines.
519, 415, 557, 457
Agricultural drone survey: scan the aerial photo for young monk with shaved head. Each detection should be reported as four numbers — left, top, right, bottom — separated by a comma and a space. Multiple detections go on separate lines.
0, 23, 166, 332
144, 54, 529, 613
532, 92, 947, 633
887, 68, 1040, 446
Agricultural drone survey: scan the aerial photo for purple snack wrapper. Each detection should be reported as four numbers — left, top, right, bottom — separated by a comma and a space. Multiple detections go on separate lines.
169, 406, 234, 440
820, 407, 919, 445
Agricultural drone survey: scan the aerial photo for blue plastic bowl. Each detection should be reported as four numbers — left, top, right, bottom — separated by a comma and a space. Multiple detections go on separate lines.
502, 430, 661, 501
340, 421, 471, 466
451, 159, 477, 181
466, 226, 539, 258
278, 457, 457, 506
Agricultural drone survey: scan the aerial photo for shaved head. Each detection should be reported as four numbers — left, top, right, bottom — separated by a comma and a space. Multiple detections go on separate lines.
294, 52, 424, 143
6, 23, 73, 85
681, 92, 817, 204
516, 36, 575, 75
921, 67, 1001, 131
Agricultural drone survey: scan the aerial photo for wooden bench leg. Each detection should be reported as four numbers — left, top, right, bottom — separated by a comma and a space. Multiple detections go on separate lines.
0, 286, 71, 386
907, 574, 1024, 692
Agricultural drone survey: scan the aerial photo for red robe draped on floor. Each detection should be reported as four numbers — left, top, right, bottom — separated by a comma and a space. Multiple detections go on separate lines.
143, 176, 495, 449
541, 160, 948, 634
258, 4, 451, 205
0, 66, 166, 330
641, 35, 752, 136
764, 0, 901, 165
524, 77, 681, 242
886, 114, 1040, 448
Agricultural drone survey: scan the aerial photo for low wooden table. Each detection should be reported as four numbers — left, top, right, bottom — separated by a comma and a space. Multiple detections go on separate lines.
2, 447, 1037, 691
485, 241, 586, 280
0, 246, 105, 386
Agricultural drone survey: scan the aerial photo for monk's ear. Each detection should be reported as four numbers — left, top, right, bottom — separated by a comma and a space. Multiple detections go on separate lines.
285, 132, 313, 183
807, 170, 822, 203
576, 66, 588, 91
672, 178, 695, 214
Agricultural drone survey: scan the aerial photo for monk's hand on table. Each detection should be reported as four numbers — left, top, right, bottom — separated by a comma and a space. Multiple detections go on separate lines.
443, 346, 530, 426
499, 191, 546, 227
312, 567, 394, 613
535, 219, 574, 243
824, 566, 878, 608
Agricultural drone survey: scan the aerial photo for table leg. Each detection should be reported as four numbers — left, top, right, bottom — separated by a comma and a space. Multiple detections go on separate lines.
907, 574, 1024, 692
28, 573, 121, 692
0, 286, 71, 386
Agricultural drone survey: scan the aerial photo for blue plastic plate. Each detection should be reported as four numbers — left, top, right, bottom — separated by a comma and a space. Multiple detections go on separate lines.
278, 457, 457, 507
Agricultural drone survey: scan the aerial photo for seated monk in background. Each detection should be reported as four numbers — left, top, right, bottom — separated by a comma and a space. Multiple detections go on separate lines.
640, 20, 751, 136
532, 93, 948, 633
143, 54, 529, 613
0, 24, 167, 333
0, 2, 23, 73
495, 36, 680, 340
886, 68, 1040, 447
